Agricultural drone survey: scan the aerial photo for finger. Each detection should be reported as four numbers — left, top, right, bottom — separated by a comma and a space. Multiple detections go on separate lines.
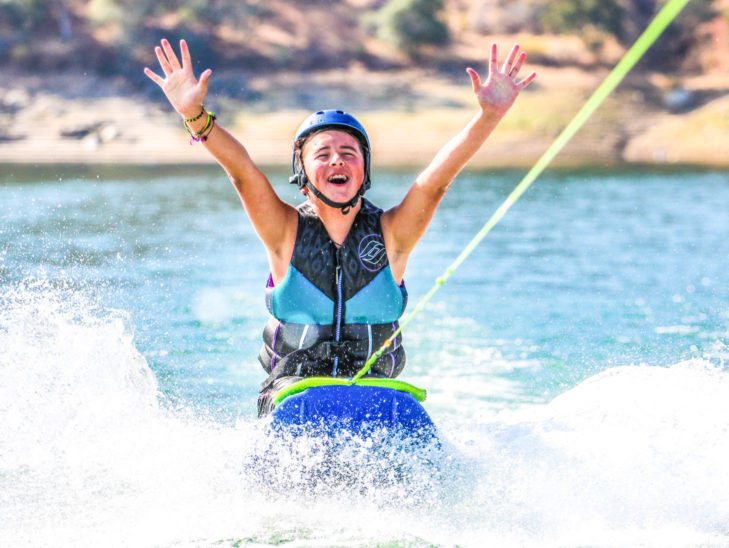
198, 68, 212, 95
501, 44, 520, 74
180, 39, 192, 72
143, 67, 165, 86
517, 71, 537, 89
466, 67, 482, 93
155, 46, 173, 75
161, 38, 182, 71
488, 43, 498, 75
510, 52, 527, 77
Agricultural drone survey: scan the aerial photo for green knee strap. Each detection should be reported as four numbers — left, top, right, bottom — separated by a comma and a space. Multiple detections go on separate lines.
272, 376, 427, 407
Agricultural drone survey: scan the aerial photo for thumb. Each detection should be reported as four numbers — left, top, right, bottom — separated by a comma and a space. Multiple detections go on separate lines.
466, 67, 481, 94
198, 68, 212, 95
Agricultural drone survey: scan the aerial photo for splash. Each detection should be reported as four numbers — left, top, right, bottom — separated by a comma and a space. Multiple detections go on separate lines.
0, 281, 458, 546
0, 280, 157, 467
2, 281, 729, 546
442, 360, 729, 545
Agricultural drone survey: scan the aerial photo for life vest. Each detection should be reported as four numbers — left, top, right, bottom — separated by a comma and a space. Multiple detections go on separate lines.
258, 199, 407, 412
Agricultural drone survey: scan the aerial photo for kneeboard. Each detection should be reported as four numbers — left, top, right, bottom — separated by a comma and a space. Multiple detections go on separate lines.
269, 382, 436, 438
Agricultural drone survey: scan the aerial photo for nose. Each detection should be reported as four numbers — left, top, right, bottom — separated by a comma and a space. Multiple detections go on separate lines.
329, 153, 344, 165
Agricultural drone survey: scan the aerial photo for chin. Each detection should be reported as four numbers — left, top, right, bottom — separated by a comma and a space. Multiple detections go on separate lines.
325, 186, 357, 201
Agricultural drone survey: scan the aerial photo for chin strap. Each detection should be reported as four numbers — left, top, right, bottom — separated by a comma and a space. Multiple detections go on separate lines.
289, 171, 363, 215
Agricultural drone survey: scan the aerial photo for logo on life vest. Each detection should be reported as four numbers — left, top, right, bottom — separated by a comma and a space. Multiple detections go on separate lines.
358, 234, 387, 272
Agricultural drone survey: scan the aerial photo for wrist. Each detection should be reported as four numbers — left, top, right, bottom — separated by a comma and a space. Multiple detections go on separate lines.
183, 110, 217, 144
476, 104, 506, 122
181, 105, 205, 122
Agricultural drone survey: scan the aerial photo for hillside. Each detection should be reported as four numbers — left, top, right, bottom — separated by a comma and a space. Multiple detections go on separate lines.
0, 0, 727, 167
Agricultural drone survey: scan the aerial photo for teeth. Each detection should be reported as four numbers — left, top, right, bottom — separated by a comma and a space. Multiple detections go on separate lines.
328, 175, 348, 183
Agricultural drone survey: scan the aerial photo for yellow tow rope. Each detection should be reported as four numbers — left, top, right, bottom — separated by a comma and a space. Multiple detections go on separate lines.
351, 0, 693, 383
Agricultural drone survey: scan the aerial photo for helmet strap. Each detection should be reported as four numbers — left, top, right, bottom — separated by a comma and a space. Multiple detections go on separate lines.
288, 167, 363, 215
305, 180, 362, 215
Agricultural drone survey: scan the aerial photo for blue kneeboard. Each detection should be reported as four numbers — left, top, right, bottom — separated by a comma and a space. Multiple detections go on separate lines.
269, 383, 436, 439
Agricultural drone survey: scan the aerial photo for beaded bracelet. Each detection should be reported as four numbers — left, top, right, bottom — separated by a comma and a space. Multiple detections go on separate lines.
197, 114, 216, 142
183, 106, 205, 123
183, 111, 216, 144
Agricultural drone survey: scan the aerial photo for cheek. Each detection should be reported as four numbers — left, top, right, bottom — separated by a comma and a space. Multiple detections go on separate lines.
347, 156, 364, 172
302, 158, 321, 176
308, 163, 327, 179
353, 161, 365, 178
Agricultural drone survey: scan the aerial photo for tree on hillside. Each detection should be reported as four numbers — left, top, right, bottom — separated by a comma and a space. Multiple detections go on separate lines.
538, 0, 624, 38
536, 0, 718, 69
0, 0, 73, 40
85, 0, 266, 72
372, 0, 449, 57
87, 0, 265, 30
648, 0, 718, 70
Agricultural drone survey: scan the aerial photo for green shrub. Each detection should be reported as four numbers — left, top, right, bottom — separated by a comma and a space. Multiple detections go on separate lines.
374, 0, 449, 56
0, 0, 57, 33
538, 0, 624, 37
649, 0, 718, 69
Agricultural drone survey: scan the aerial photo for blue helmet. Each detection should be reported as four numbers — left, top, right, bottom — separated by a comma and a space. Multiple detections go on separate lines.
289, 109, 371, 214
293, 109, 370, 151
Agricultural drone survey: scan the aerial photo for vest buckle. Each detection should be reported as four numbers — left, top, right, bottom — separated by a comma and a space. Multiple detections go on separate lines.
320, 341, 348, 359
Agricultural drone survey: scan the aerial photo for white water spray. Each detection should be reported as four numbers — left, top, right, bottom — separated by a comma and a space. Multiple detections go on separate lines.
2, 281, 729, 546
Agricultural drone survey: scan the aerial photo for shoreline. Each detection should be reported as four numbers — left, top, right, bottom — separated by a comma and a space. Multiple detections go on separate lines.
3, 162, 724, 183
1, 69, 728, 170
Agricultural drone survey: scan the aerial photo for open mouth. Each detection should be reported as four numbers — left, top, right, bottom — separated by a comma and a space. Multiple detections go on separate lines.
327, 174, 349, 185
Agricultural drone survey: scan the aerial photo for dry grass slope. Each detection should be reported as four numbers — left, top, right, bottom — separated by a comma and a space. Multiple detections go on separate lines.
0, 0, 727, 167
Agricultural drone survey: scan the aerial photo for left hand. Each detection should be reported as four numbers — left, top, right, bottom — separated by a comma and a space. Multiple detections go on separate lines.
466, 43, 536, 117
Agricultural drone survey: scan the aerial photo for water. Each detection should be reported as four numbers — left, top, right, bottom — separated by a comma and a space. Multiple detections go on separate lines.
2, 164, 729, 546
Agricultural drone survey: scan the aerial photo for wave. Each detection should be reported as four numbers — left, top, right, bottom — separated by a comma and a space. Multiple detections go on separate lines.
1, 281, 728, 546
446, 360, 729, 545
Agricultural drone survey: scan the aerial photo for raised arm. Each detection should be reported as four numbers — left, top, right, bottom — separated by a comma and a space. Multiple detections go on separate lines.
382, 43, 535, 282
144, 39, 296, 277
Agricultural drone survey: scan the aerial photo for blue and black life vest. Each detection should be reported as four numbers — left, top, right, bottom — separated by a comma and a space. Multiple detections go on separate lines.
258, 198, 407, 413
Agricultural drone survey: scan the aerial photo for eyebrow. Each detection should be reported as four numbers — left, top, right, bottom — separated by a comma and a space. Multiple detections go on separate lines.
312, 144, 359, 154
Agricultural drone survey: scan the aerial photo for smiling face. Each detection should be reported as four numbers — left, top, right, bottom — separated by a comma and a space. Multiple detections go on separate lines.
300, 129, 366, 206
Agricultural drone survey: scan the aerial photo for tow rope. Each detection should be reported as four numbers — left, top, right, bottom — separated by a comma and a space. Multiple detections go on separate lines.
352, 0, 693, 383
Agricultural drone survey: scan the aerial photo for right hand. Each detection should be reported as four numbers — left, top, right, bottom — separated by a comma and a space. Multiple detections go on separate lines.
144, 39, 211, 119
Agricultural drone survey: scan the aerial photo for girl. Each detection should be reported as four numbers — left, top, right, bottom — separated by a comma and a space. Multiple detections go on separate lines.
144, 40, 535, 416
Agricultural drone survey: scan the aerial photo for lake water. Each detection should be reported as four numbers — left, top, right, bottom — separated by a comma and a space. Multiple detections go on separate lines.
2, 164, 729, 546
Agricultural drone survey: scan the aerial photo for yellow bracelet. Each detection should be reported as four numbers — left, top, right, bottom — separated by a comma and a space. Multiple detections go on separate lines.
183, 112, 216, 144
